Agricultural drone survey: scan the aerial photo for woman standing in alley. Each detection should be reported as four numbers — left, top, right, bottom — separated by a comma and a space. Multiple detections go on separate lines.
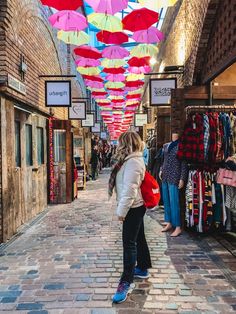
108, 131, 152, 304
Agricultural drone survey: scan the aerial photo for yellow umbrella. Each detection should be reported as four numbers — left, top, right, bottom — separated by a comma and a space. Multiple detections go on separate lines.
128, 88, 143, 95
77, 66, 101, 75
138, 0, 178, 11
126, 73, 145, 81
101, 58, 126, 68
87, 87, 106, 92
109, 95, 124, 100
88, 13, 123, 32
96, 99, 110, 103
105, 81, 125, 89
57, 30, 89, 46
130, 44, 158, 58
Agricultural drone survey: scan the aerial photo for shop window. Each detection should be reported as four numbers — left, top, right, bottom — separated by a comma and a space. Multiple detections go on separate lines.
53, 130, 66, 163
37, 127, 44, 165
15, 121, 21, 167
25, 124, 33, 166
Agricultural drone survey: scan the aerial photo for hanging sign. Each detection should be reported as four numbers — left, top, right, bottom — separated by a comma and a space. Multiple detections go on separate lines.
68, 101, 86, 120
134, 113, 148, 127
91, 122, 101, 133
45, 81, 71, 107
150, 78, 176, 106
81, 113, 95, 127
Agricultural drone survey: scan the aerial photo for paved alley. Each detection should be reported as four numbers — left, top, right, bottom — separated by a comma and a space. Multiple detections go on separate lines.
0, 172, 236, 314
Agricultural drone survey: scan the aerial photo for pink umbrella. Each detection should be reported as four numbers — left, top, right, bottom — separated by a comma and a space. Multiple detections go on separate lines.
109, 91, 126, 96
76, 58, 101, 67
85, 80, 104, 89
86, 0, 128, 15
128, 66, 151, 74
106, 74, 126, 82
49, 11, 88, 31
132, 26, 164, 44
102, 46, 130, 59
93, 95, 107, 99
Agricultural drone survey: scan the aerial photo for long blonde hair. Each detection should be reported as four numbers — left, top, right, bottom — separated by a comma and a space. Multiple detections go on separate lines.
115, 131, 144, 162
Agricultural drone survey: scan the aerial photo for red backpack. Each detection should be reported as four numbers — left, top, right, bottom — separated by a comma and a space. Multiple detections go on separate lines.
140, 171, 160, 209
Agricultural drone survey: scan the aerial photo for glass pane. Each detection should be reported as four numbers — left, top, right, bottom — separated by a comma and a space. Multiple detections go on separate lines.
53, 130, 66, 163
15, 121, 21, 167
25, 124, 33, 166
37, 127, 44, 165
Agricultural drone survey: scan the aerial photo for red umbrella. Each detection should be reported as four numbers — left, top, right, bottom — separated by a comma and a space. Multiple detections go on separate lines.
83, 75, 103, 82
92, 91, 107, 96
122, 8, 159, 32
103, 67, 126, 74
126, 80, 144, 87
107, 88, 124, 92
74, 46, 102, 59
126, 94, 142, 99
96, 30, 128, 44
41, 0, 83, 10
128, 56, 151, 67
111, 99, 125, 103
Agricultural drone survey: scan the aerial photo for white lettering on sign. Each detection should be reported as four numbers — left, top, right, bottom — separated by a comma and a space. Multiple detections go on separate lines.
8, 74, 26, 95
46, 81, 71, 107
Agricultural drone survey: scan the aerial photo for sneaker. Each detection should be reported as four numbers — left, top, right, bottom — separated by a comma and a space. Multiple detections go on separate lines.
134, 267, 149, 279
112, 281, 132, 304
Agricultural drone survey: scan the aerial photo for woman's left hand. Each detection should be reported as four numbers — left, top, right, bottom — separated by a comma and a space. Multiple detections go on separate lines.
118, 216, 125, 222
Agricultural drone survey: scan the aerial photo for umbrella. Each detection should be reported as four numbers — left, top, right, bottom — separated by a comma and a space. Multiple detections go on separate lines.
49, 11, 88, 31
101, 59, 126, 68
88, 13, 123, 32
76, 58, 101, 67
138, 0, 178, 11
109, 95, 124, 100
41, 0, 83, 10
132, 26, 164, 44
105, 82, 125, 89
82, 75, 103, 82
128, 88, 143, 95
92, 91, 107, 96
86, 0, 128, 15
102, 45, 130, 59
126, 73, 144, 81
96, 99, 110, 103
96, 30, 128, 44
74, 46, 102, 59
128, 66, 151, 74
126, 94, 142, 99
122, 8, 159, 32
109, 91, 126, 96
107, 87, 124, 91
126, 80, 144, 88
57, 30, 89, 46
85, 80, 104, 89
111, 99, 125, 103
93, 95, 107, 99
77, 67, 101, 75
103, 67, 126, 74
128, 56, 151, 67
87, 87, 106, 92
130, 44, 158, 58
106, 74, 126, 82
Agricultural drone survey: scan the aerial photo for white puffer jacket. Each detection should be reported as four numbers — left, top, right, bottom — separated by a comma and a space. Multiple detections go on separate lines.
115, 152, 145, 218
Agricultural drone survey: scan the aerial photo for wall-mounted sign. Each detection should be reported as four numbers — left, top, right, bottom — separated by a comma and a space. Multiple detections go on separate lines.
150, 78, 177, 106
81, 113, 95, 127
45, 80, 71, 107
134, 113, 148, 127
92, 123, 101, 133
68, 101, 86, 120
7, 74, 26, 95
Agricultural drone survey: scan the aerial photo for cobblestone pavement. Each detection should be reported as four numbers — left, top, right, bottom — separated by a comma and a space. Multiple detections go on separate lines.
0, 172, 236, 314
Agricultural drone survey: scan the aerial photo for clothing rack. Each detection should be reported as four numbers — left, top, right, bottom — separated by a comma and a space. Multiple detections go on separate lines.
185, 104, 236, 117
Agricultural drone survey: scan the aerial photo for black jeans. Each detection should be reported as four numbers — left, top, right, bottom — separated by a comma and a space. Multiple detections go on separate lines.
121, 205, 152, 284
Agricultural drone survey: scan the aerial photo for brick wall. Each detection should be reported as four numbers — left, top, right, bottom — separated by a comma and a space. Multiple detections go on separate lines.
0, 0, 86, 120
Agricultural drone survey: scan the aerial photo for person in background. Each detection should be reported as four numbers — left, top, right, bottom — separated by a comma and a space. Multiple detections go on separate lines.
160, 133, 188, 237
90, 145, 99, 180
225, 154, 236, 231
143, 141, 149, 167
109, 131, 152, 304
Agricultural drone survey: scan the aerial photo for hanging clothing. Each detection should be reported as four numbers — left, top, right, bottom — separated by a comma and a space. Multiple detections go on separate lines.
229, 113, 236, 155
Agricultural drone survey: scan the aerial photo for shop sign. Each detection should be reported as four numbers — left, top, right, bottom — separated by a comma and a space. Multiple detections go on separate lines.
101, 132, 107, 139
92, 122, 101, 133
7, 74, 26, 95
134, 113, 148, 127
45, 80, 71, 107
150, 78, 176, 106
81, 113, 95, 127
69, 101, 86, 120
